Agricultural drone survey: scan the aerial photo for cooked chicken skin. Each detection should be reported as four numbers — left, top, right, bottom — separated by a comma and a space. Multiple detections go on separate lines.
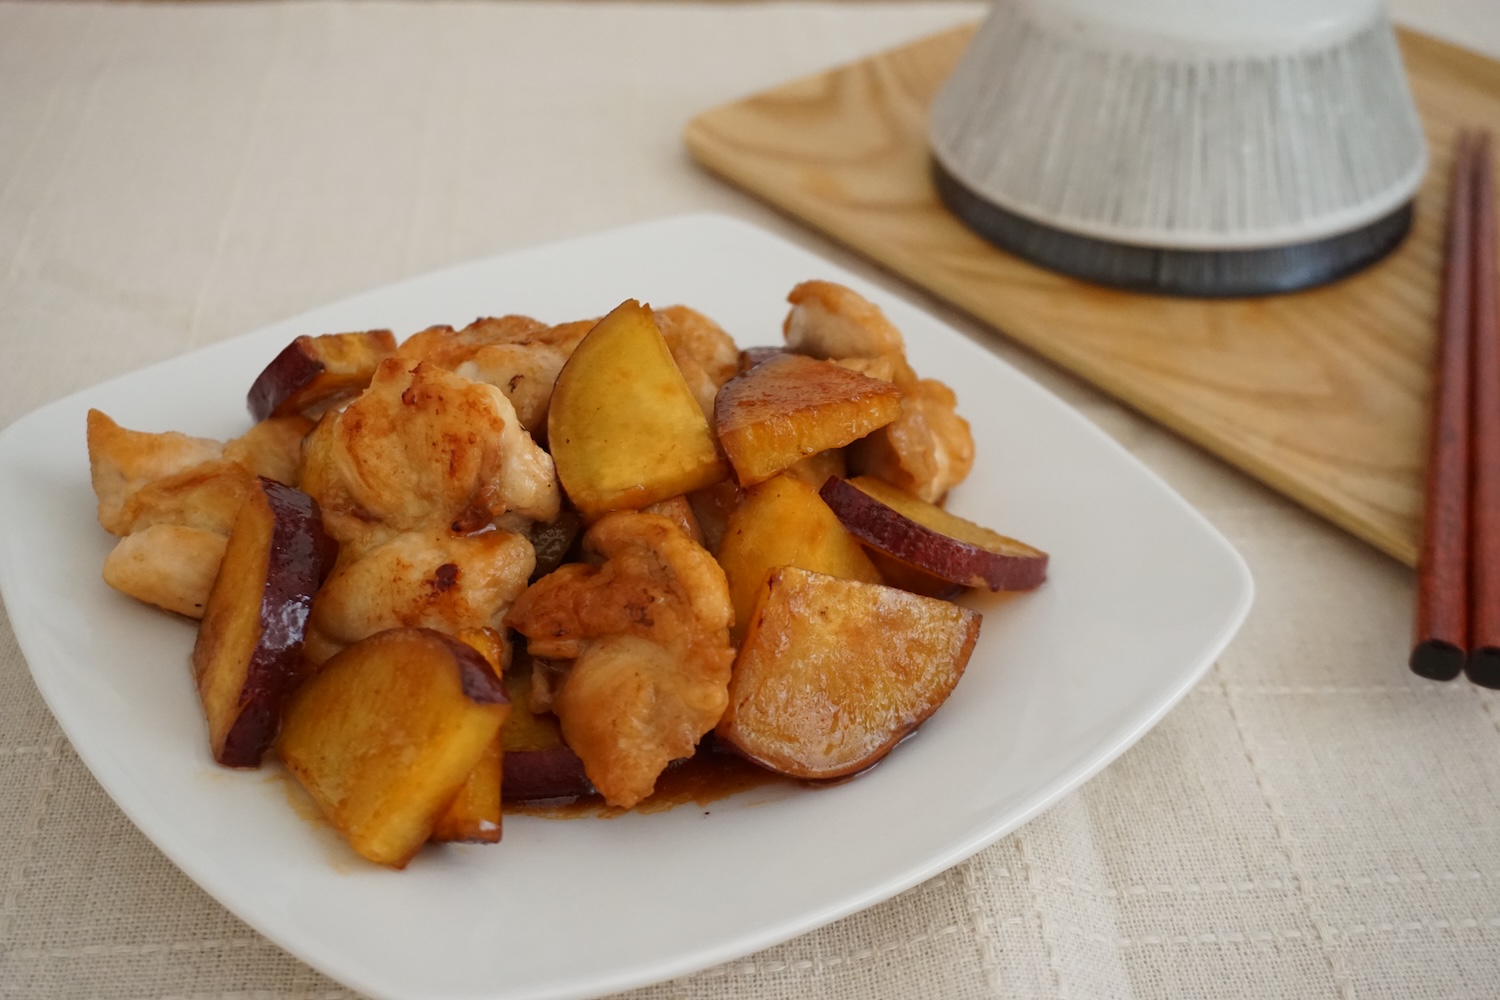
300, 359, 560, 553
223, 415, 314, 486
504, 512, 734, 808
640, 495, 706, 548
87, 412, 277, 619
394, 315, 549, 371
87, 409, 225, 536
783, 280, 907, 363
782, 281, 975, 503
851, 378, 975, 504
655, 306, 740, 388
457, 341, 571, 437
654, 305, 740, 418
102, 524, 229, 619
307, 527, 535, 665
554, 633, 729, 808
450, 318, 600, 437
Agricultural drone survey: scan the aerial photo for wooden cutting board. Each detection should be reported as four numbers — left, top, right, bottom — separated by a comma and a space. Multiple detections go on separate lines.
684, 25, 1500, 567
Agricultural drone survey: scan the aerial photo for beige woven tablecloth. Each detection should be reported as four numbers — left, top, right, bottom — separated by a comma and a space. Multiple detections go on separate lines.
4, 2, 1500, 998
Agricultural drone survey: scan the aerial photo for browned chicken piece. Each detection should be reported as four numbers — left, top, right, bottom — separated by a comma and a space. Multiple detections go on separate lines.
99, 460, 259, 619
783, 280, 907, 363
305, 527, 535, 666
87, 411, 285, 618
300, 359, 560, 553
781, 281, 975, 502
115, 459, 254, 536
87, 409, 225, 535
223, 415, 315, 486
640, 495, 706, 547
832, 354, 908, 385
451, 317, 601, 437
655, 305, 741, 418
655, 306, 740, 388
850, 378, 976, 504
102, 524, 228, 618
528, 318, 597, 354
504, 512, 734, 808
394, 315, 548, 370
665, 348, 719, 422
457, 341, 571, 437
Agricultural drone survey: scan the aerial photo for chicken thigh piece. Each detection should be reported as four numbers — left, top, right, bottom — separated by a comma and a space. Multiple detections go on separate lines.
504, 512, 735, 808
300, 359, 560, 552
307, 527, 535, 666
781, 280, 974, 503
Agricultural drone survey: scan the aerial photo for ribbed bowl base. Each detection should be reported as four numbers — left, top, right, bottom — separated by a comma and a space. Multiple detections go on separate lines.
933, 160, 1415, 298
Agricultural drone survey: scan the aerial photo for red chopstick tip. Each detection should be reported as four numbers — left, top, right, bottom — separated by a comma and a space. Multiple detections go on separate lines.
1410, 640, 1466, 681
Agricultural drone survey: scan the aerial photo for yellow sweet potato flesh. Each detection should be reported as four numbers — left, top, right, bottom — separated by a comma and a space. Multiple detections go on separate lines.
276, 628, 510, 868
716, 473, 880, 639
548, 300, 728, 518
717, 566, 980, 780
429, 628, 510, 843
192, 487, 276, 764
430, 737, 503, 844
249, 330, 398, 421
714, 353, 901, 488
191, 478, 332, 768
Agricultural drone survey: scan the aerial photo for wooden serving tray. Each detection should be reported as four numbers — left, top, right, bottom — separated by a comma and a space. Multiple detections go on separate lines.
685, 25, 1500, 567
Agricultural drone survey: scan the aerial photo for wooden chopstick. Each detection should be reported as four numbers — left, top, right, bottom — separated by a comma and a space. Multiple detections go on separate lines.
1466, 132, 1500, 687
1411, 131, 1477, 682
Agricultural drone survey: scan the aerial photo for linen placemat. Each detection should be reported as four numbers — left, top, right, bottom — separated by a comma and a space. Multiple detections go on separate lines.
2, 4, 1498, 999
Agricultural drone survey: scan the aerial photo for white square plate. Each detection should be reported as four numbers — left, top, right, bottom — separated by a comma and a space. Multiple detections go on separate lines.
0, 214, 1252, 1000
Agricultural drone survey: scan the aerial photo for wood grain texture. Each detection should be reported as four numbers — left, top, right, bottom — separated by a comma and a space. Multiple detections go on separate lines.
684, 25, 1500, 567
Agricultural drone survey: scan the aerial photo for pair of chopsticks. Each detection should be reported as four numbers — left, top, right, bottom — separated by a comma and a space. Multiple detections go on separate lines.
1411, 129, 1498, 687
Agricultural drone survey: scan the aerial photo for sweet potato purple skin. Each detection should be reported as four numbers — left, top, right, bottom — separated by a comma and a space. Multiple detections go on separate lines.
246, 330, 397, 422
503, 748, 596, 803
819, 476, 1047, 592
204, 478, 338, 767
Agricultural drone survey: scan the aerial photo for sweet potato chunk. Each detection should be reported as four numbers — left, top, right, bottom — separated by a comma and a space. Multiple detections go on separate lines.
717, 566, 980, 779
277, 628, 510, 868
246, 330, 397, 422
716, 473, 880, 638
498, 666, 595, 802
430, 738, 503, 844
547, 300, 728, 518
191, 478, 336, 768
714, 353, 902, 488
430, 627, 512, 842
821, 476, 1048, 592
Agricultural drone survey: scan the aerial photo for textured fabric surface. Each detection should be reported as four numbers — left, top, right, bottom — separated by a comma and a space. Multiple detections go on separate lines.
2, 3, 1499, 999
